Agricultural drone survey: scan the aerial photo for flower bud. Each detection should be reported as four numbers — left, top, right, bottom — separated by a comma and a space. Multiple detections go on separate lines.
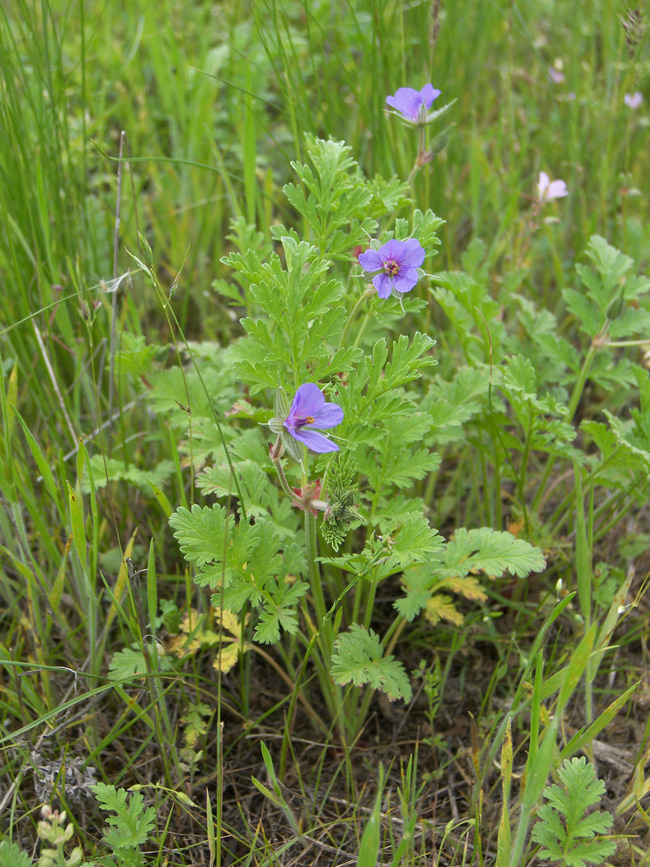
67, 847, 83, 867
605, 290, 626, 321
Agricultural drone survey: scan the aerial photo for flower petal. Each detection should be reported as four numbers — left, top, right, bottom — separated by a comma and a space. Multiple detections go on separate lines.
291, 428, 339, 453
624, 91, 643, 109
312, 402, 344, 429
393, 267, 419, 294
399, 238, 426, 268
537, 171, 550, 199
385, 87, 422, 120
372, 273, 394, 299
547, 180, 568, 199
378, 239, 405, 262
358, 249, 383, 271
290, 383, 324, 418
420, 84, 441, 109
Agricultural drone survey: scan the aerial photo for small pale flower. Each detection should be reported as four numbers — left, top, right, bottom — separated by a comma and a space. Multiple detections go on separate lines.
386, 84, 441, 123
358, 239, 426, 299
537, 171, 568, 203
282, 384, 343, 453
548, 67, 565, 84
624, 91, 643, 109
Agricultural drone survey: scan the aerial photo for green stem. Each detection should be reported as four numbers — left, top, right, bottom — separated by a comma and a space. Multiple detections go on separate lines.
406, 123, 428, 187
305, 511, 326, 629
532, 324, 608, 514
279, 561, 382, 777
517, 406, 533, 506
339, 287, 374, 349
604, 338, 650, 348
494, 433, 502, 529
594, 480, 645, 541
566, 340, 601, 424
362, 567, 378, 631
547, 447, 622, 533
272, 450, 306, 507
352, 310, 372, 350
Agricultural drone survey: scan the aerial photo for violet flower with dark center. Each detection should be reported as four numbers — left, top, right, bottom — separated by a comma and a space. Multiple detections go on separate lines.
358, 239, 426, 299
283, 384, 343, 453
386, 84, 441, 122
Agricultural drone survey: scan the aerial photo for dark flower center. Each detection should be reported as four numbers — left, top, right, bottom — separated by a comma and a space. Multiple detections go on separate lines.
383, 258, 400, 276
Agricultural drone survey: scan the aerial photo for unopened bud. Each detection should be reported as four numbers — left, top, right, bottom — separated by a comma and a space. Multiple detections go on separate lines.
67, 847, 83, 867
269, 439, 284, 461
273, 386, 290, 420
606, 290, 626, 321
429, 133, 449, 156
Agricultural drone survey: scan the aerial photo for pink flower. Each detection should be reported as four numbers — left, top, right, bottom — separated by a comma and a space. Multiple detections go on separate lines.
548, 67, 565, 84
624, 91, 643, 110
537, 171, 568, 204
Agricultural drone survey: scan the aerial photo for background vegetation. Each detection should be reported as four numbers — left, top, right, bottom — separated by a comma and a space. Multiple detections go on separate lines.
1, 0, 649, 864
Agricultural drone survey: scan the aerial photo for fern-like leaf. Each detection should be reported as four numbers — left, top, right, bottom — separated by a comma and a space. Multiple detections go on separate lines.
531, 757, 616, 866
92, 783, 156, 851
331, 624, 412, 702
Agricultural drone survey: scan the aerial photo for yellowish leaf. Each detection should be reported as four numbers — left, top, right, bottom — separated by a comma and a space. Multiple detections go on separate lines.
168, 607, 249, 665
439, 575, 487, 601
425, 594, 464, 626
212, 641, 241, 674
217, 608, 246, 639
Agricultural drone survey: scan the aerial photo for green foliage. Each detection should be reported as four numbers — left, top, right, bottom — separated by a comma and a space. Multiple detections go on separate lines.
279, 135, 378, 259
602, 367, 650, 470
2, 0, 650, 862
565, 235, 650, 342
322, 514, 445, 583
331, 624, 412, 702
169, 504, 307, 644
92, 783, 157, 866
81, 457, 175, 495
320, 452, 360, 551
0, 840, 32, 867
531, 757, 616, 866
499, 355, 580, 463
396, 527, 546, 623
108, 645, 174, 682
505, 297, 579, 400
438, 527, 546, 579
425, 366, 491, 445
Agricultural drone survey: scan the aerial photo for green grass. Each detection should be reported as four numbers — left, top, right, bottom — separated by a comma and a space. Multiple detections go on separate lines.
1, 0, 650, 864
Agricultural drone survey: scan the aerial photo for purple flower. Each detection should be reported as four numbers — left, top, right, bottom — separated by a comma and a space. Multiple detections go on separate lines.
386, 84, 441, 122
283, 384, 343, 454
624, 91, 643, 110
548, 66, 565, 84
358, 239, 426, 299
537, 171, 568, 203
